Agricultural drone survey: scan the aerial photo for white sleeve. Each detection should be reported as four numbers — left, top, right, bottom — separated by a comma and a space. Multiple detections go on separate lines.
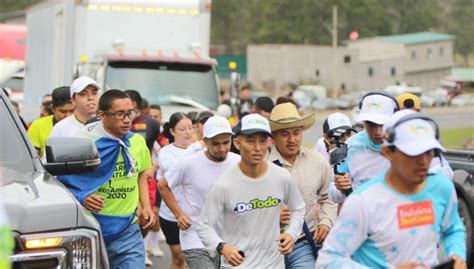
49, 124, 61, 138
165, 157, 185, 189
316, 194, 371, 269
329, 175, 347, 204
195, 183, 225, 250
283, 176, 306, 241
158, 149, 175, 176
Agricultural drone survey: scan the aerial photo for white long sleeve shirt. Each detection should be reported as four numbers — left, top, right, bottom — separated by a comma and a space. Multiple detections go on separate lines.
196, 162, 306, 268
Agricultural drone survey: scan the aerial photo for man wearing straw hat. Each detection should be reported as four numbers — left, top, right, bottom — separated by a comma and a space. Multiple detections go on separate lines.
268, 102, 337, 268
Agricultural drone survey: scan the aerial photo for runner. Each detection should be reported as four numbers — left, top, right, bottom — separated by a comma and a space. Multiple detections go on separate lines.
269, 103, 337, 268
28, 86, 74, 158
49, 76, 100, 138
159, 116, 239, 268
330, 91, 399, 203
196, 113, 306, 268
57, 89, 155, 268
317, 112, 466, 269
157, 112, 194, 269
314, 112, 355, 161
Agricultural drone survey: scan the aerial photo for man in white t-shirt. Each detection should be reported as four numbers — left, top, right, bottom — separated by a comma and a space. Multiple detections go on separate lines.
49, 76, 100, 138
159, 116, 239, 268
196, 114, 306, 269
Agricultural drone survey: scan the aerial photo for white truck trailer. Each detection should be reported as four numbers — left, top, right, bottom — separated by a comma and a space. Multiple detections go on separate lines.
24, 0, 218, 121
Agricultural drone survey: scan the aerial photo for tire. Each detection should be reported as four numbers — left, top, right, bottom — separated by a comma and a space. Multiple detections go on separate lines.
458, 197, 473, 268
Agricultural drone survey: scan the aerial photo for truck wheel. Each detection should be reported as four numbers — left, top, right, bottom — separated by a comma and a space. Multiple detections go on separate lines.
458, 197, 473, 267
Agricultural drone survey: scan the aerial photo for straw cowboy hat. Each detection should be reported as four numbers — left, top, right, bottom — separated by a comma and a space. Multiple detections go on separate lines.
269, 102, 316, 132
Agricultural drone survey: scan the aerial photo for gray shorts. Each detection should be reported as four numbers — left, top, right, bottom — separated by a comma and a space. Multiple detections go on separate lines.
183, 248, 220, 269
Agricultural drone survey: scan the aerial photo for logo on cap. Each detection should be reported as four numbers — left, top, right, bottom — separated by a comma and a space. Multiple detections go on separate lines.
247, 118, 267, 127
408, 124, 429, 136
367, 102, 383, 110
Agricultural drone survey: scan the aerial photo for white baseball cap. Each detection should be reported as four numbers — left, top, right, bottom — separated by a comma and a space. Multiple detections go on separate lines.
383, 111, 445, 156
216, 104, 232, 119
70, 76, 100, 97
357, 94, 398, 125
325, 112, 355, 135
203, 116, 233, 138
236, 113, 272, 136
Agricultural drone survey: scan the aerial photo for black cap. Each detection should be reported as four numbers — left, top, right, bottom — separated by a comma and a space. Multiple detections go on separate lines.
52, 86, 72, 107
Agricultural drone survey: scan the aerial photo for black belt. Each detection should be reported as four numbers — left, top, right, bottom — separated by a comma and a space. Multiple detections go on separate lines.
295, 231, 314, 244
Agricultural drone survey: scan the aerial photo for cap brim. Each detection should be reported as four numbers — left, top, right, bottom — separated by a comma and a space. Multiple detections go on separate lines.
394, 139, 446, 156
356, 112, 390, 125
329, 126, 357, 135
270, 114, 315, 132
204, 131, 234, 139
237, 128, 272, 137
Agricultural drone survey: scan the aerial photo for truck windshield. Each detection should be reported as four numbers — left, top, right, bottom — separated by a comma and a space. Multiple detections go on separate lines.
105, 61, 219, 109
0, 99, 34, 174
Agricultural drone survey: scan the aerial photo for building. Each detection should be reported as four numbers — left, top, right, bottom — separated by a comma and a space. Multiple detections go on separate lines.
247, 32, 455, 93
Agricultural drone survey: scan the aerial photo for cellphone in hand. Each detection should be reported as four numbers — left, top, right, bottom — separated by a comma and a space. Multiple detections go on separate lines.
432, 258, 454, 269
238, 250, 245, 257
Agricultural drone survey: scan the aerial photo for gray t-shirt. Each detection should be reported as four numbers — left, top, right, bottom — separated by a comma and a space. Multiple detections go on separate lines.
196, 162, 306, 268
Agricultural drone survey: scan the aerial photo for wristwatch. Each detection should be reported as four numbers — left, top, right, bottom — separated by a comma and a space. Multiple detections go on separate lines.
216, 242, 225, 254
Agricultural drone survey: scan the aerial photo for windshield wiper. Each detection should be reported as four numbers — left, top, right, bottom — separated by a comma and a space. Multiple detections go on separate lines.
169, 95, 209, 110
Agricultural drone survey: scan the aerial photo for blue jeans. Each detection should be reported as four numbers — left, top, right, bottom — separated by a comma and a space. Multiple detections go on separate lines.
285, 240, 317, 269
105, 223, 145, 269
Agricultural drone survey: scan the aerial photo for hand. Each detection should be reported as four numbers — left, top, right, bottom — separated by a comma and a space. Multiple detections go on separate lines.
277, 232, 295, 255
334, 173, 352, 192
313, 224, 330, 245
177, 213, 192, 230
280, 207, 290, 226
452, 255, 467, 269
139, 207, 157, 229
394, 261, 427, 269
221, 244, 244, 266
83, 194, 104, 213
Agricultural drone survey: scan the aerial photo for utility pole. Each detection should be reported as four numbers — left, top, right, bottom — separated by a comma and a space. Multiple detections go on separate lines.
332, 6, 338, 99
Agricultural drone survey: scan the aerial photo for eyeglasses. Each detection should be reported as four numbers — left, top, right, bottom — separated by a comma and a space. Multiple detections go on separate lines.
104, 109, 138, 120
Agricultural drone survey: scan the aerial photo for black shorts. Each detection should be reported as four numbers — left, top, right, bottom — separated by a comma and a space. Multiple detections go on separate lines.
159, 216, 180, 245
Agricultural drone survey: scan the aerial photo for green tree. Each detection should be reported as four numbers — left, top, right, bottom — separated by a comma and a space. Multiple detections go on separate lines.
0, 0, 41, 14
448, 0, 474, 66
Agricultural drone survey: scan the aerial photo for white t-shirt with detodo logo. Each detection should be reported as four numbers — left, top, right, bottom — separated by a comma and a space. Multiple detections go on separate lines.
196, 162, 306, 268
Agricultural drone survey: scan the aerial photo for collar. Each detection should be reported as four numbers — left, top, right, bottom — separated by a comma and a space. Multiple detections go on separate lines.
268, 145, 308, 168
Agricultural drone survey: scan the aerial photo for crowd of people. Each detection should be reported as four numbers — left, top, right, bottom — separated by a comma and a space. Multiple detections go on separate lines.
2, 77, 468, 269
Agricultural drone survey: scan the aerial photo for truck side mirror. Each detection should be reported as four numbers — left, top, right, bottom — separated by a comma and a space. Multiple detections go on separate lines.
44, 137, 100, 175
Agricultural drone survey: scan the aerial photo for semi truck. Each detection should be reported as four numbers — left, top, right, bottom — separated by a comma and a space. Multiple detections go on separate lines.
23, 0, 218, 122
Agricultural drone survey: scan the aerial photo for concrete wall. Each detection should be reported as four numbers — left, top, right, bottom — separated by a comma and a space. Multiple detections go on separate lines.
403, 41, 454, 73
405, 68, 451, 91
247, 38, 454, 94
247, 44, 360, 93
355, 58, 405, 90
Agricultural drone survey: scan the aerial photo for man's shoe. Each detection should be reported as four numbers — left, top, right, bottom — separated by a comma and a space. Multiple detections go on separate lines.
148, 246, 164, 257
145, 254, 153, 266
158, 230, 166, 242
